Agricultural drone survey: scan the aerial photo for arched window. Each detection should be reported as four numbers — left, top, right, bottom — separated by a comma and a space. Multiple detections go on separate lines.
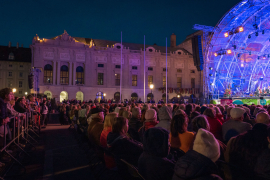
44, 64, 53, 84
147, 93, 154, 101
76, 66, 84, 85
8, 52, 14, 60
131, 93, 138, 100
60, 65, 69, 84
114, 92, 120, 102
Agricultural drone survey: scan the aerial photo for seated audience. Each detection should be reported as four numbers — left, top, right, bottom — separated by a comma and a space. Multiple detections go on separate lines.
155, 106, 172, 132
138, 109, 158, 141
88, 108, 104, 145
173, 128, 222, 180
138, 127, 174, 180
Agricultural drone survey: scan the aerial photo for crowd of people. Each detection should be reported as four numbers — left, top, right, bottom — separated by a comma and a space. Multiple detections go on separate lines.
1, 87, 270, 179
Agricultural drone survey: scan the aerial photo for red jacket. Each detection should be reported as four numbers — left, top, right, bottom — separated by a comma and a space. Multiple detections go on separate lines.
206, 116, 223, 141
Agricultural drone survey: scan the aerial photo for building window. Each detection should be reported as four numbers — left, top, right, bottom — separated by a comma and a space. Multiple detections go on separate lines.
19, 65, 23, 68
98, 73, 104, 85
132, 66, 137, 70
116, 45, 121, 49
132, 75, 137, 86
60, 65, 69, 85
178, 51, 182, 55
19, 81, 23, 88
177, 69, 182, 73
19, 72, 23, 77
191, 78, 195, 88
163, 68, 168, 72
177, 77, 182, 88
8, 80, 12, 87
44, 64, 53, 84
115, 65, 121, 69
149, 49, 153, 52
163, 76, 167, 87
115, 74, 120, 86
8, 72, 12, 77
98, 64, 104, 68
148, 67, 153, 71
190, 70, 195, 73
148, 75, 153, 87
19, 91, 22, 94
9, 64, 12, 67
76, 66, 84, 85
8, 53, 14, 60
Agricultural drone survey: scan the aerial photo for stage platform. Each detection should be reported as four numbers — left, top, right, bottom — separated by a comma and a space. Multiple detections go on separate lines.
213, 96, 270, 105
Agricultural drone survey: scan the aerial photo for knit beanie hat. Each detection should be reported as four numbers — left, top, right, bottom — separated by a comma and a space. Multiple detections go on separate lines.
193, 128, 220, 162
145, 109, 157, 121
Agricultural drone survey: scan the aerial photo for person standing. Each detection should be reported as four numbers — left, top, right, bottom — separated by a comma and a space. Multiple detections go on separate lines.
41, 100, 48, 128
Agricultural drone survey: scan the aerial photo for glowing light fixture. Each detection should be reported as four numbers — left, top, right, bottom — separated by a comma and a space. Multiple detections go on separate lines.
214, 53, 218, 57
209, 67, 213, 70
227, 49, 232, 54
241, 64, 244, 67
260, 77, 264, 81
12, 88, 16, 93
224, 32, 229, 37
150, 84, 154, 89
104, 93, 106, 97
177, 95, 180, 98
25, 92, 28, 95
238, 27, 244, 32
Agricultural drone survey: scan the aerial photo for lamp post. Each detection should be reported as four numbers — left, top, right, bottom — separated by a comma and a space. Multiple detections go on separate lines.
12, 88, 16, 93
150, 84, 154, 103
25, 92, 28, 95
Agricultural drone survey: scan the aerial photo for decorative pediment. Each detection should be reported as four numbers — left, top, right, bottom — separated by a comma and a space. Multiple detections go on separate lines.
55, 30, 76, 43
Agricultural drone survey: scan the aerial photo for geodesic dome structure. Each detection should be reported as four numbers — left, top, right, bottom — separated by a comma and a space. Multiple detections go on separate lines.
206, 0, 270, 96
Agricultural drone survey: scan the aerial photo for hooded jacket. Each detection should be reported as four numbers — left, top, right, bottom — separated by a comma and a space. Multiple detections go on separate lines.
155, 106, 172, 132
138, 127, 174, 180
173, 150, 222, 180
107, 132, 143, 167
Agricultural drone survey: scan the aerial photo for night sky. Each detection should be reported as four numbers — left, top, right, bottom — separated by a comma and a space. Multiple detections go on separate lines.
0, 0, 241, 48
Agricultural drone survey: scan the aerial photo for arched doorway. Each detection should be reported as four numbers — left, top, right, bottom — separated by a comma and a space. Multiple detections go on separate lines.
147, 93, 154, 102
114, 92, 120, 102
131, 93, 138, 101
76, 91, 84, 102
44, 91, 52, 100
60, 91, 68, 102
96, 92, 103, 102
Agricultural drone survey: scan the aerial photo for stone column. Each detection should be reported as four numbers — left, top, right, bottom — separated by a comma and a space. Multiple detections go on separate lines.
57, 62, 60, 85
53, 61, 56, 85
73, 62, 76, 85
69, 62, 72, 85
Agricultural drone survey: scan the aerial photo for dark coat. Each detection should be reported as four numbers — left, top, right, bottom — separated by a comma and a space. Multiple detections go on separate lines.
107, 132, 143, 167
0, 98, 8, 124
173, 150, 222, 180
14, 102, 28, 113
255, 148, 270, 180
128, 117, 143, 142
138, 127, 174, 180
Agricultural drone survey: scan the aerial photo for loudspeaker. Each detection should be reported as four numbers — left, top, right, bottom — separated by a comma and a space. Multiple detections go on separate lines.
192, 35, 204, 71
260, 97, 264, 100
28, 74, 34, 89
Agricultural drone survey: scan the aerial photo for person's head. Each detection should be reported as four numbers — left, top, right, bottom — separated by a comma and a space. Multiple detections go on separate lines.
119, 107, 127, 117
195, 106, 201, 113
214, 106, 222, 115
114, 107, 121, 113
122, 111, 131, 120
193, 128, 220, 162
190, 111, 201, 121
192, 115, 210, 132
104, 112, 118, 128
174, 109, 186, 117
185, 104, 193, 112
158, 106, 172, 121
0, 88, 13, 102
203, 108, 216, 118
132, 107, 141, 119
230, 107, 245, 121
171, 114, 188, 137
267, 126, 270, 144
256, 112, 270, 125
17, 98, 25, 105
145, 109, 157, 122
112, 117, 128, 135
143, 127, 170, 157
90, 108, 104, 121
219, 105, 225, 114
27, 95, 35, 102
254, 107, 262, 116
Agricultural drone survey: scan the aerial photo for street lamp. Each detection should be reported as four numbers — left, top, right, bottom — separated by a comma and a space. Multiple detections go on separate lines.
25, 92, 28, 95
12, 88, 16, 93
104, 93, 106, 97
150, 84, 154, 102
177, 95, 180, 98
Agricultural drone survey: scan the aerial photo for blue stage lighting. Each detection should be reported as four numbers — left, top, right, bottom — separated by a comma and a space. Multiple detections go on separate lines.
260, 77, 264, 81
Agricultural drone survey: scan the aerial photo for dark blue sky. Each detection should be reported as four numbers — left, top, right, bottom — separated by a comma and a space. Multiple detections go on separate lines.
0, 0, 240, 47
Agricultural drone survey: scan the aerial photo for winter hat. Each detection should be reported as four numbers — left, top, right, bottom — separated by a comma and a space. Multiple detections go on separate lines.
193, 128, 220, 162
145, 109, 157, 121
114, 107, 121, 113
158, 106, 172, 121
230, 107, 246, 119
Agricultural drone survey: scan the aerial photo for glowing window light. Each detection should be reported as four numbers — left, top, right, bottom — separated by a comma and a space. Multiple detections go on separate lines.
239, 27, 244, 32
227, 49, 232, 54
224, 32, 229, 37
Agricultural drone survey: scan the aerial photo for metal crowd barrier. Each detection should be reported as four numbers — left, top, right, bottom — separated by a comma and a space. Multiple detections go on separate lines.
0, 111, 41, 179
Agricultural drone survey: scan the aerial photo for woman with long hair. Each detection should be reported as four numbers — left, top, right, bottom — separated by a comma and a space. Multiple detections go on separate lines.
169, 114, 194, 153
203, 108, 223, 141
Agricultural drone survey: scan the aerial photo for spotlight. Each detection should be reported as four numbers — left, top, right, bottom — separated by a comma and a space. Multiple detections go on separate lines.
260, 77, 264, 81
248, 35, 251, 39
263, 55, 266, 60
239, 27, 244, 32
211, 83, 214, 86
256, 32, 259, 36
241, 63, 244, 67
214, 53, 218, 57
224, 32, 229, 37
209, 67, 213, 70
227, 49, 232, 54
209, 74, 213, 77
